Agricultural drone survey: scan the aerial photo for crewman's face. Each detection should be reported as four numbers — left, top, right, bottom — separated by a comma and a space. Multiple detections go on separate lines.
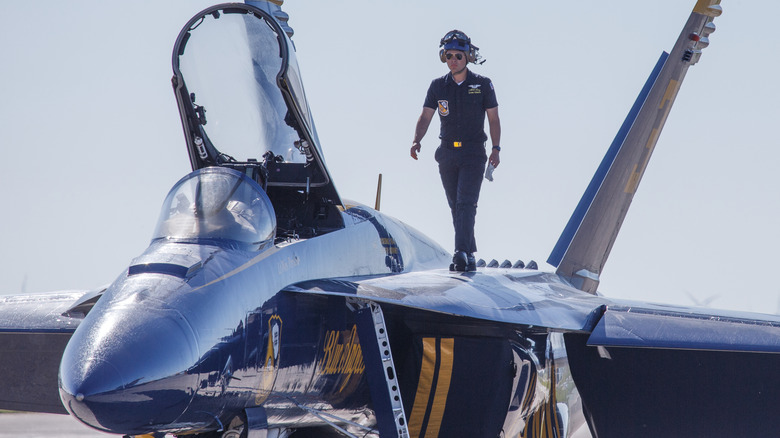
445, 50, 467, 74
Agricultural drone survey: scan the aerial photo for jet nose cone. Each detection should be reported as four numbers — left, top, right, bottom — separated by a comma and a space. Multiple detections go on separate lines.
59, 357, 126, 430
59, 303, 200, 434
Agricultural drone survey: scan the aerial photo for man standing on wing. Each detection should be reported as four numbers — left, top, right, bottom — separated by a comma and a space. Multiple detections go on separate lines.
410, 29, 501, 272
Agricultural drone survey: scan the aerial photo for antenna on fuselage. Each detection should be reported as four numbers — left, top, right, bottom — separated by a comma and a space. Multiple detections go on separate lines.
374, 174, 383, 211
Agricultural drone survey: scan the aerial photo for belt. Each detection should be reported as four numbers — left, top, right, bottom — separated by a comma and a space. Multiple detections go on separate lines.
442, 140, 484, 149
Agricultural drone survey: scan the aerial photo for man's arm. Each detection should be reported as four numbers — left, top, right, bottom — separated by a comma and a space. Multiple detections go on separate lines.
411, 107, 436, 160
486, 106, 501, 168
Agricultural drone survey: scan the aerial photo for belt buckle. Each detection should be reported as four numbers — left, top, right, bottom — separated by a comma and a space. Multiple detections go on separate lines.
453, 141, 462, 148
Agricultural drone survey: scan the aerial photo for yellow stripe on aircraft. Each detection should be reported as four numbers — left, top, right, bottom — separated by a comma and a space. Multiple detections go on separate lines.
381, 237, 400, 254
659, 79, 680, 111
645, 128, 661, 151
520, 358, 563, 438
520, 372, 536, 414
425, 338, 454, 438
625, 164, 642, 195
626, 78, 678, 195
624, 126, 661, 193
409, 338, 437, 437
408, 337, 455, 438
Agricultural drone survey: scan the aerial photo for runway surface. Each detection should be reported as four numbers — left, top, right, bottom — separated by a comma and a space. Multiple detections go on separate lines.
0, 412, 117, 437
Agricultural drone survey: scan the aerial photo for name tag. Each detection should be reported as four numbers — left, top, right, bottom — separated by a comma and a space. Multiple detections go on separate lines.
454, 141, 462, 148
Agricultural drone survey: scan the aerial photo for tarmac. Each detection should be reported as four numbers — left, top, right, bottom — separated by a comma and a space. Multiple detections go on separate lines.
0, 412, 115, 437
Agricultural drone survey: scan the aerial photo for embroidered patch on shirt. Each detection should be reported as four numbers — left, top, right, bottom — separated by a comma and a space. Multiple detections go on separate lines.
438, 100, 449, 117
468, 84, 482, 95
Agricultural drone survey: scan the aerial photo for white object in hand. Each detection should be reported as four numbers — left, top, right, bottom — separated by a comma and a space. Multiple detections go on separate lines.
485, 163, 495, 181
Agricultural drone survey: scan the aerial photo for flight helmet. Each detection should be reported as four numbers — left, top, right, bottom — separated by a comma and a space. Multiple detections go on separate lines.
439, 29, 482, 64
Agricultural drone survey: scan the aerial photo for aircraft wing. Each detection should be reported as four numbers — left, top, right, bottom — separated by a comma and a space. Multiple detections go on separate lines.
587, 300, 780, 353
0, 290, 95, 414
285, 269, 780, 354
286, 269, 609, 332
547, 1, 723, 293
565, 298, 780, 436
287, 268, 780, 436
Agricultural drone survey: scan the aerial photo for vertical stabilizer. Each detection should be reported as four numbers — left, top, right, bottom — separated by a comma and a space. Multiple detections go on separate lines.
548, 1, 722, 293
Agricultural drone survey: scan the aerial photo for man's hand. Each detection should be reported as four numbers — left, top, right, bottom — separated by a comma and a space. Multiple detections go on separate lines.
410, 142, 421, 160
489, 148, 500, 168
411, 108, 434, 160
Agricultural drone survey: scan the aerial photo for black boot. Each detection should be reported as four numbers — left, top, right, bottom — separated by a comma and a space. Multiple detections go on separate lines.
451, 250, 467, 272
466, 253, 476, 271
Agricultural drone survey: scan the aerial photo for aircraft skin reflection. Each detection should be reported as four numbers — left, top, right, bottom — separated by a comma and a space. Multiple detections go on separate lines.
2, 2, 780, 438
58, 166, 458, 435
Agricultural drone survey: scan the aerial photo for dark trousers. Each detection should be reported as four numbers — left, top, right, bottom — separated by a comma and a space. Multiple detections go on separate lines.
435, 144, 487, 253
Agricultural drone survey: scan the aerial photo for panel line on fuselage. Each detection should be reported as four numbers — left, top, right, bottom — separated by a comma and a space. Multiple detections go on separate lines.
188, 246, 282, 293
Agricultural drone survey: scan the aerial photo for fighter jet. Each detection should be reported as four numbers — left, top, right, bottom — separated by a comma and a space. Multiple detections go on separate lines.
1, 1, 778, 437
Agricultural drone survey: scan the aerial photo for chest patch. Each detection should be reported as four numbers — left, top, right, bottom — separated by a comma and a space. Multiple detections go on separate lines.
467, 84, 482, 95
438, 100, 450, 117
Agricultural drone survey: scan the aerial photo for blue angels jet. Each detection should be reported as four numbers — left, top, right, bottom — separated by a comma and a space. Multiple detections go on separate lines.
1, 1, 779, 437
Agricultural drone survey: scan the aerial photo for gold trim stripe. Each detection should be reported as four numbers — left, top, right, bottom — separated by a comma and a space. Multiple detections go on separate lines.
659, 79, 680, 110
409, 338, 437, 437
408, 338, 456, 438
624, 164, 641, 195
425, 338, 454, 438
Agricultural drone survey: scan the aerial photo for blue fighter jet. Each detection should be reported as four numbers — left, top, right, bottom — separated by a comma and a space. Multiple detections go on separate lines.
1, 1, 779, 437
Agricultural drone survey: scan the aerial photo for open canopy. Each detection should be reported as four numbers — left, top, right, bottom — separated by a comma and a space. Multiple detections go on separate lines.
171, 4, 337, 196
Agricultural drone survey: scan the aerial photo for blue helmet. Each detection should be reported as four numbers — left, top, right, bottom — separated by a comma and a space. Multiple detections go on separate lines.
441, 30, 471, 52
439, 30, 483, 64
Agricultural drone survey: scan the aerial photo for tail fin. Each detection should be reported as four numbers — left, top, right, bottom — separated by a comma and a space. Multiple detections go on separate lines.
548, 1, 722, 293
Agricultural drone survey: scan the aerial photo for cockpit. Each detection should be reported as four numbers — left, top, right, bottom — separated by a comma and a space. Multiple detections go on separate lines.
153, 167, 276, 250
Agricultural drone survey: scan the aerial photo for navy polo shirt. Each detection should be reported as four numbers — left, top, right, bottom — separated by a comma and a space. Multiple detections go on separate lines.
423, 70, 498, 145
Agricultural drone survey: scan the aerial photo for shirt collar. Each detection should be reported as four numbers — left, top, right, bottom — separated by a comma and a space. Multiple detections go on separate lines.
445, 69, 472, 85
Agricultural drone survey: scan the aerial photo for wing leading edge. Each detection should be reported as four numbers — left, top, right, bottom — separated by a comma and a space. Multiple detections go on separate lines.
548, 1, 722, 293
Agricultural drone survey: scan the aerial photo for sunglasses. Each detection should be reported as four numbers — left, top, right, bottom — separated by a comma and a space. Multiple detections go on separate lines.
445, 53, 464, 61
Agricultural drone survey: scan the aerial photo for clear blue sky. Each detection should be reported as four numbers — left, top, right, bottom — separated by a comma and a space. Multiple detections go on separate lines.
1, 1, 777, 314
